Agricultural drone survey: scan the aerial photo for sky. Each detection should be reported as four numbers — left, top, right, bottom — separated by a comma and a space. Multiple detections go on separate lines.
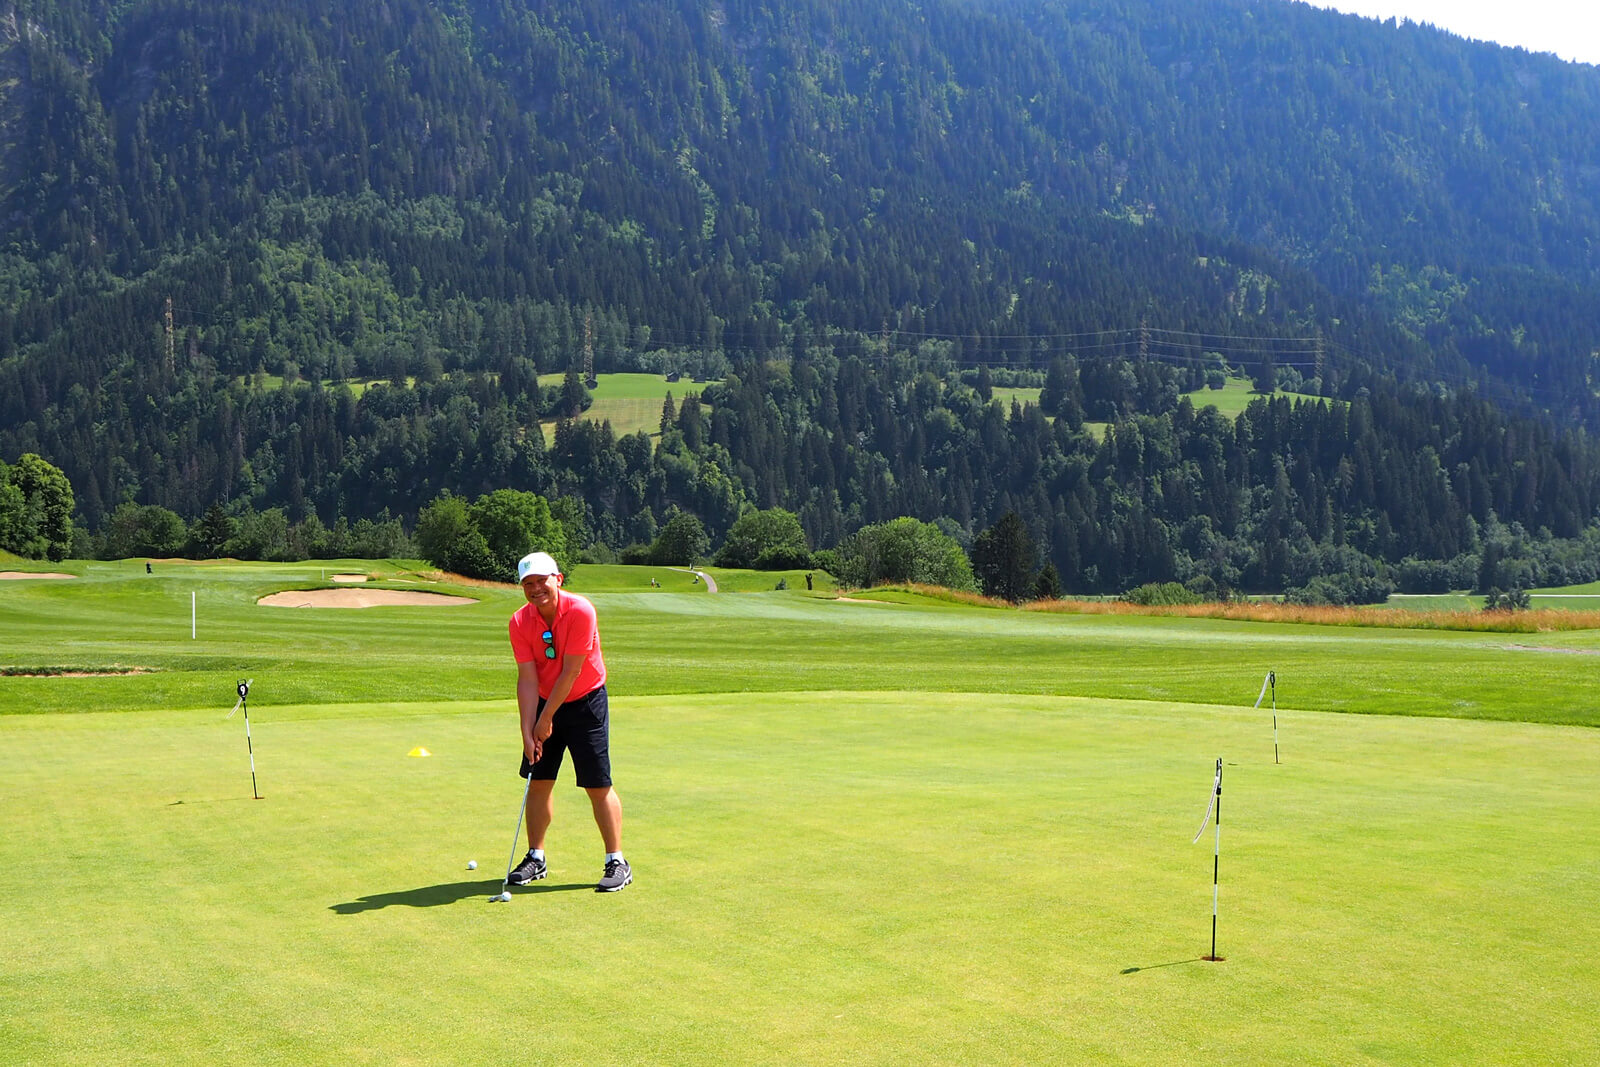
1307, 2, 1600, 66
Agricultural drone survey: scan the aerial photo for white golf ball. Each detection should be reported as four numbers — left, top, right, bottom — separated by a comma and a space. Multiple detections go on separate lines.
467, 860, 477, 870
497, 891, 512, 902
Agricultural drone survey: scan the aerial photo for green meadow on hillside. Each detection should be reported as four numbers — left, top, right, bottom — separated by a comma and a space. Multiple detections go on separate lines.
2, 562, 1598, 1063
991, 375, 1287, 427
537, 373, 718, 442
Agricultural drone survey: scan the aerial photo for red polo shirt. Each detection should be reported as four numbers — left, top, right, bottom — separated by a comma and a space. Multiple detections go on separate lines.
509, 590, 607, 701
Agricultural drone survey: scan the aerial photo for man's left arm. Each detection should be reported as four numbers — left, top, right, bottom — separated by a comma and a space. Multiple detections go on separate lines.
532, 654, 586, 744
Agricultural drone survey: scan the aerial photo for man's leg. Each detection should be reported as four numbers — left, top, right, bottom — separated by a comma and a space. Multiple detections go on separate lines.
584, 786, 622, 853
527, 779, 557, 850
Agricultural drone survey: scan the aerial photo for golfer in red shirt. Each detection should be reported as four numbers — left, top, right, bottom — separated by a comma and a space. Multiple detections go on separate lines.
506, 551, 630, 892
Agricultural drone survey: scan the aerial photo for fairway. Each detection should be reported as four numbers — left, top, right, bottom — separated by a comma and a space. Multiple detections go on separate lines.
3, 564, 1600, 1063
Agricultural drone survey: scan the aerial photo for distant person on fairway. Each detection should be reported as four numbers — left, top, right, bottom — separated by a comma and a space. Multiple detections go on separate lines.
506, 551, 630, 892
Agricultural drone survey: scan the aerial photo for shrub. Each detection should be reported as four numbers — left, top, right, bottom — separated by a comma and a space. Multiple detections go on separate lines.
716, 507, 811, 569
1123, 581, 1203, 606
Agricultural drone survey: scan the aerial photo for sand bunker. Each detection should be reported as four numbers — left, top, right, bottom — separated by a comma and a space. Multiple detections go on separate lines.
0, 571, 75, 580
258, 588, 475, 608
330, 574, 370, 583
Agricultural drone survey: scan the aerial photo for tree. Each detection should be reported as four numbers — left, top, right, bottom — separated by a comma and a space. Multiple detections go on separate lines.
833, 517, 977, 591
559, 366, 590, 418
469, 489, 570, 578
0, 460, 24, 555
99, 503, 187, 558
190, 504, 239, 557
415, 493, 496, 578
970, 511, 1038, 601
715, 507, 811, 569
1252, 356, 1278, 394
1476, 540, 1503, 593
227, 507, 292, 562
1, 454, 76, 561
651, 508, 709, 565
1033, 561, 1062, 601
346, 515, 412, 559
1483, 586, 1531, 612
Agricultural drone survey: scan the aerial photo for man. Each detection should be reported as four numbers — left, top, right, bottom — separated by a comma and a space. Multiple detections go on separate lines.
506, 551, 630, 892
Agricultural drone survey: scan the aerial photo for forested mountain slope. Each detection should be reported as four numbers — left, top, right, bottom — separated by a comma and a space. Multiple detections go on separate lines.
3, 0, 1600, 594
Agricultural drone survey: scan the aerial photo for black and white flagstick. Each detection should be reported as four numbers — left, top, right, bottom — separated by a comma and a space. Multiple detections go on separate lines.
1192, 757, 1224, 961
228, 680, 261, 799
1270, 671, 1278, 764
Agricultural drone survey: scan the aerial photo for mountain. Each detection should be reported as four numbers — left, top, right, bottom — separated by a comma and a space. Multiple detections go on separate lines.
3, 0, 1600, 594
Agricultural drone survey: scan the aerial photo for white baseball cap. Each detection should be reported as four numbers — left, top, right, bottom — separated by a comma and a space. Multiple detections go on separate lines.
516, 551, 561, 581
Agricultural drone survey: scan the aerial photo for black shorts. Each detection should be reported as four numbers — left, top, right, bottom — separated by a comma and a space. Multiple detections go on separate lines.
519, 686, 612, 789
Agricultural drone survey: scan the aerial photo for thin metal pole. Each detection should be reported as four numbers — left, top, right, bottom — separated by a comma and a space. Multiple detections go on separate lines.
1208, 758, 1223, 960
1192, 756, 1225, 961
242, 696, 260, 799
232, 681, 259, 799
1271, 671, 1279, 764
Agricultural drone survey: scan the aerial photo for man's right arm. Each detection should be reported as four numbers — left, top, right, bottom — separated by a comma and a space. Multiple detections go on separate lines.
517, 660, 542, 762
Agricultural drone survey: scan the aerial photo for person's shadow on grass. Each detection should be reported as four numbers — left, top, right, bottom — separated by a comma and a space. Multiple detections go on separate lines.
330, 879, 592, 913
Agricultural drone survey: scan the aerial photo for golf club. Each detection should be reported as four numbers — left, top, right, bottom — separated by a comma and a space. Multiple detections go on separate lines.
494, 774, 534, 902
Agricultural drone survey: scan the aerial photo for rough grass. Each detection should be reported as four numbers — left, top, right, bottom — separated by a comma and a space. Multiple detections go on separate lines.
848, 582, 1011, 609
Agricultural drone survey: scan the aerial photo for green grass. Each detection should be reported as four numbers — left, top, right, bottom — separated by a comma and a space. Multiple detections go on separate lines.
6, 559, 1600, 722
538, 372, 719, 443
1387, 590, 1600, 612
989, 385, 1042, 409
2, 692, 1597, 1064
1182, 375, 1299, 418
1539, 579, 1600, 595
3, 562, 1600, 1062
249, 375, 401, 395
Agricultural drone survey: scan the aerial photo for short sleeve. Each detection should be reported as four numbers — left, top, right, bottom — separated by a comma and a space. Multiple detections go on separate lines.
509, 613, 537, 663
559, 597, 598, 654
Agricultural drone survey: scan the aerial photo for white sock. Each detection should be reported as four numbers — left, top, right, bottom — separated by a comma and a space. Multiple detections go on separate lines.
531, 849, 544, 861
606, 851, 624, 863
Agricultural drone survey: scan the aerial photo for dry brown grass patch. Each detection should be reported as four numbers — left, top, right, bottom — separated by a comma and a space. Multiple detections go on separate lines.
1022, 598, 1600, 633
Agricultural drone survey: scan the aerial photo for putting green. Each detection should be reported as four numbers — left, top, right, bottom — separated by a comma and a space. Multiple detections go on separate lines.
1, 692, 1597, 1063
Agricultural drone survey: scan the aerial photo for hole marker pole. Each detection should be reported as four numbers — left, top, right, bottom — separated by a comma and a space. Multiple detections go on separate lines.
1253, 669, 1279, 764
192, 591, 196, 640
1193, 757, 1224, 961
229, 680, 261, 799
1270, 671, 1278, 764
